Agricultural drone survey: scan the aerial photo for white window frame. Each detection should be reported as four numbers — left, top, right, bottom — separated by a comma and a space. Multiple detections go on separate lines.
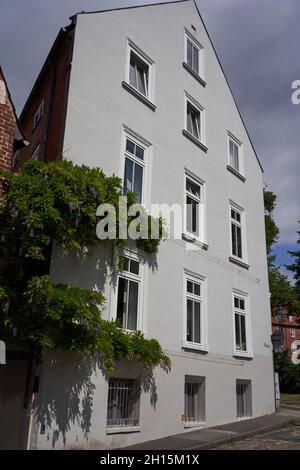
183, 171, 205, 243
229, 201, 247, 263
119, 127, 151, 209
232, 290, 253, 358
182, 270, 208, 352
228, 132, 244, 176
31, 144, 40, 161
184, 375, 206, 427
184, 29, 204, 80
184, 93, 205, 145
111, 250, 145, 333
33, 99, 44, 131
125, 39, 154, 103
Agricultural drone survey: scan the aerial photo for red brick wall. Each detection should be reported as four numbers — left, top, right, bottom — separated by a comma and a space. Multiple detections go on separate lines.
0, 72, 16, 171
17, 30, 74, 169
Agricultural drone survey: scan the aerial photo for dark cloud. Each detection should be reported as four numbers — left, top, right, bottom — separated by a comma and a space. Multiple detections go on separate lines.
1, 0, 299, 258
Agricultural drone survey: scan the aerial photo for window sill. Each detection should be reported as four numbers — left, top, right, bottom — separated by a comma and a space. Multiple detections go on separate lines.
182, 233, 208, 250
182, 62, 206, 87
122, 81, 156, 111
106, 426, 141, 435
233, 351, 253, 360
184, 421, 207, 429
182, 341, 208, 353
227, 165, 246, 182
182, 130, 208, 152
229, 256, 249, 270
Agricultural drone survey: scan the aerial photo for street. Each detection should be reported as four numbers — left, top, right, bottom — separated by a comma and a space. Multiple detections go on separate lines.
216, 418, 300, 450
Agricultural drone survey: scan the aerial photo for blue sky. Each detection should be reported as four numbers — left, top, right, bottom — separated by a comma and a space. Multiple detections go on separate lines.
0, 0, 299, 277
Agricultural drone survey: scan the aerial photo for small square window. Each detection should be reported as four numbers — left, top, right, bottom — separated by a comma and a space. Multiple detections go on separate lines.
187, 102, 201, 140
129, 52, 149, 98
124, 41, 154, 107
228, 134, 243, 177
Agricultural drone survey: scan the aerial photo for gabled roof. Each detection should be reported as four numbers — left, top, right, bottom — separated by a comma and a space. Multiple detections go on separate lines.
73, 0, 263, 173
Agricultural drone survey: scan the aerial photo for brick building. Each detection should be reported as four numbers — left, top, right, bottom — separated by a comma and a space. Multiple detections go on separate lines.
0, 66, 27, 173
272, 312, 300, 360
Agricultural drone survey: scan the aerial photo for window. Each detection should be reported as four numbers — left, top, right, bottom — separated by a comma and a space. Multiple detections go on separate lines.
31, 144, 40, 161
227, 133, 244, 178
107, 378, 140, 428
123, 134, 146, 204
11, 150, 20, 170
183, 30, 205, 85
116, 255, 141, 331
233, 292, 252, 357
184, 376, 205, 424
291, 328, 296, 338
187, 102, 200, 140
234, 295, 247, 352
184, 272, 207, 350
124, 41, 154, 107
33, 100, 44, 130
236, 380, 252, 418
230, 204, 246, 261
289, 315, 293, 322
186, 36, 199, 74
183, 94, 207, 151
184, 173, 204, 241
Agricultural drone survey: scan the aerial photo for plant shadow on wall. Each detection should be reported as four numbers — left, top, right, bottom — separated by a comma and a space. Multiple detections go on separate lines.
36, 353, 170, 448
0, 159, 170, 447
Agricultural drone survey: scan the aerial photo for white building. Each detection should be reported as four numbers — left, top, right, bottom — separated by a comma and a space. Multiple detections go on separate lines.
19, 0, 274, 449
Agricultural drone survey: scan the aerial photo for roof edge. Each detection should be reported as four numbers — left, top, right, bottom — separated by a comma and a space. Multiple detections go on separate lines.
192, 0, 263, 173
73, 0, 191, 17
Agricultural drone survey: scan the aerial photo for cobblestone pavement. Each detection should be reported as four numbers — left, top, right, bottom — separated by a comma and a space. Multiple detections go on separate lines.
216, 425, 300, 450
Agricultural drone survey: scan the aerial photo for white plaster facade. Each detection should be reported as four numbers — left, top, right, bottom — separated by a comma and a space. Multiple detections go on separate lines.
31, 0, 274, 449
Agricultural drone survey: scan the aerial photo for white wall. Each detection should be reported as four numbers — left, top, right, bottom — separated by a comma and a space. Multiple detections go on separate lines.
33, 0, 274, 449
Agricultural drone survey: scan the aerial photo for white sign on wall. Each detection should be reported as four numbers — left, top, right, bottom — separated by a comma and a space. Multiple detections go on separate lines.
0, 340, 6, 365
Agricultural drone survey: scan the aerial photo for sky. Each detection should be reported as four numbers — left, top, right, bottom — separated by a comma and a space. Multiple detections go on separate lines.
0, 0, 299, 279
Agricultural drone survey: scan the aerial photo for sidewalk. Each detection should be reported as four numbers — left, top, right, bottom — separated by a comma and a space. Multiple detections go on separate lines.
124, 406, 300, 450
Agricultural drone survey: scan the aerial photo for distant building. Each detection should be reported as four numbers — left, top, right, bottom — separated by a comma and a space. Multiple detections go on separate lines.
272, 312, 300, 360
10, 0, 274, 449
0, 66, 27, 173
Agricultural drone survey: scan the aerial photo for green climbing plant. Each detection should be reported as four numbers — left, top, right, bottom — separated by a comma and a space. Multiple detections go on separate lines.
0, 159, 169, 372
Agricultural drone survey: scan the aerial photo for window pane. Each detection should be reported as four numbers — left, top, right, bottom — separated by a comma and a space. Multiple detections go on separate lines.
117, 278, 128, 328
133, 163, 143, 204
235, 313, 241, 350
192, 111, 200, 139
129, 56, 137, 88
136, 60, 147, 96
130, 259, 139, 275
187, 40, 193, 67
193, 46, 199, 73
236, 212, 241, 223
234, 297, 239, 309
107, 378, 139, 427
231, 209, 236, 220
192, 199, 199, 236
187, 108, 193, 134
135, 145, 144, 161
127, 280, 138, 330
194, 301, 201, 343
124, 158, 134, 194
240, 315, 247, 351
187, 299, 193, 342
187, 280, 193, 294
239, 299, 245, 310
123, 257, 130, 272
126, 139, 135, 155
186, 179, 200, 198
186, 196, 199, 236
237, 226, 242, 258
194, 283, 201, 296
234, 145, 239, 171
231, 223, 237, 256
